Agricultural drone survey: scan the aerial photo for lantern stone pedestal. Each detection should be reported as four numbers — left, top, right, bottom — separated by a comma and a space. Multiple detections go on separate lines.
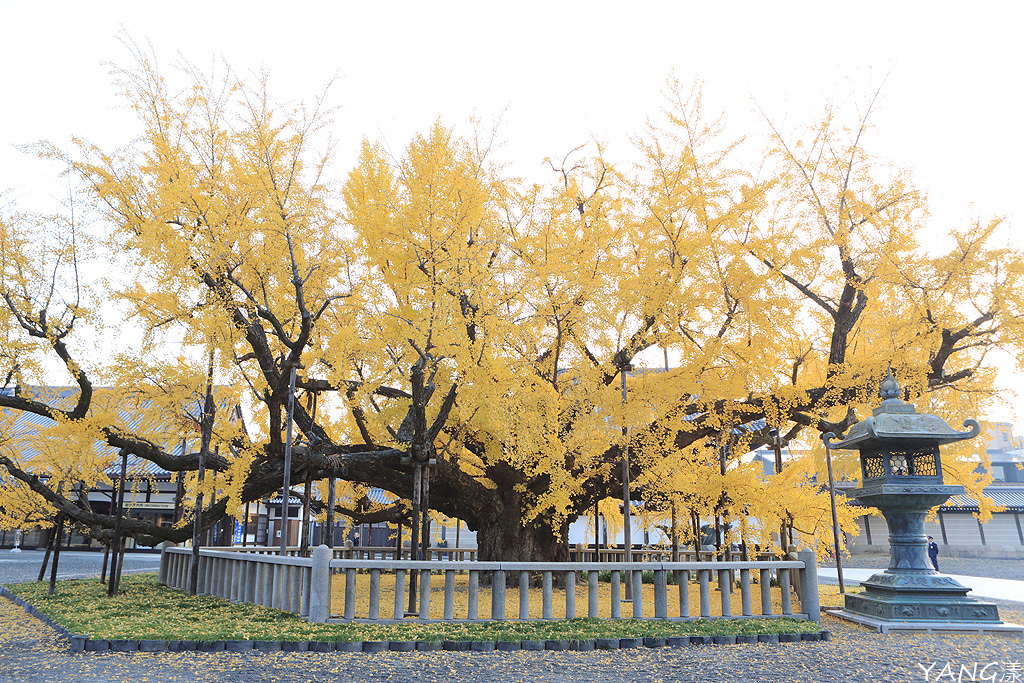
822, 370, 1024, 635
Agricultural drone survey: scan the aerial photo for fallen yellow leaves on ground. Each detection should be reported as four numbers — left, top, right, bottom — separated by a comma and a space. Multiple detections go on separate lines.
331, 571, 822, 621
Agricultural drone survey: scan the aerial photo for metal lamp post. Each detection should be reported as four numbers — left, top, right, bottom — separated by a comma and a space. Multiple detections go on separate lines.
822, 369, 1010, 631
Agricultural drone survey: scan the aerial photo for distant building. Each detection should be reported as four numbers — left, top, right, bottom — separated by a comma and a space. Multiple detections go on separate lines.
843, 421, 1024, 558
0, 386, 245, 551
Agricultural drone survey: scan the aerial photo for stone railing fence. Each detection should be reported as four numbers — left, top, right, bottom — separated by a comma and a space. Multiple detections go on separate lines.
159, 546, 819, 625
210, 544, 479, 561
160, 546, 330, 621
565, 547, 780, 563
210, 545, 777, 564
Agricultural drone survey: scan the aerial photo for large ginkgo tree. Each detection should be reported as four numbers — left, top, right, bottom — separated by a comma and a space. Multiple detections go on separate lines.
1, 54, 1020, 562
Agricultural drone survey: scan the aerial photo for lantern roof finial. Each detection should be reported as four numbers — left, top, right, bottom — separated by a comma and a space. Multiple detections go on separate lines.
880, 366, 901, 401
822, 365, 980, 450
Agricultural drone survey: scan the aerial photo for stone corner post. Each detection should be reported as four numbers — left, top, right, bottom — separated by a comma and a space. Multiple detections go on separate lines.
158, 545, 170, 585
797, 548, 820, 623
308, 544, 332, 623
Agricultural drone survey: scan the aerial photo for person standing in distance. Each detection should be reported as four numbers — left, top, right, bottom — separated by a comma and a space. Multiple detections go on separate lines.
927, 536, 940, 571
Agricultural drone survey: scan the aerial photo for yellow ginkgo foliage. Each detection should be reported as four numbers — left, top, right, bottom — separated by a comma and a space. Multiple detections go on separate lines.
0, 53, 1020, 563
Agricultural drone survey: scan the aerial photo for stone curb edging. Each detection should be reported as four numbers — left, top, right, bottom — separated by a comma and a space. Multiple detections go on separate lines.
1, 584, 830, 654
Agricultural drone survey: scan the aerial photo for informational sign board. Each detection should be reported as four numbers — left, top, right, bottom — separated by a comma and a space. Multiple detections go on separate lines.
234, 520, 244, 544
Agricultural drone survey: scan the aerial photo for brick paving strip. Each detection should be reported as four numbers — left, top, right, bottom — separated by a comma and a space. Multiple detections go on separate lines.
2, 587, 1023, 683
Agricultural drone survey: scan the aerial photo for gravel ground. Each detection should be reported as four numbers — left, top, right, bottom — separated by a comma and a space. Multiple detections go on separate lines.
1, 595, 1022, 683
1, 551, 1021, 682
821, 552, 1024, 581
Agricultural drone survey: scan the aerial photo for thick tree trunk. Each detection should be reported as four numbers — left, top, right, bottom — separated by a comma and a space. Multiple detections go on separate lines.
475, 514, 569, 563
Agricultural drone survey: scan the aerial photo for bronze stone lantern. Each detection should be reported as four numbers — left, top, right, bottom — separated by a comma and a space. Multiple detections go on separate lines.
822, 369, 1008, 629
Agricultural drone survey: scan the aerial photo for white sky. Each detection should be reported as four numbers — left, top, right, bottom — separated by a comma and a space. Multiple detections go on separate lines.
1, 1, 1022, 421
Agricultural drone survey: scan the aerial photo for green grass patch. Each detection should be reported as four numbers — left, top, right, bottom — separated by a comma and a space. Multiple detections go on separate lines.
4, 574, 819, 643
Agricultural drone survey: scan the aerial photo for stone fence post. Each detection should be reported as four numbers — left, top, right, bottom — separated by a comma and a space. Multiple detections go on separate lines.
308, 545, 332, 623
157, 545, 169, 585
798, 548, 820, 623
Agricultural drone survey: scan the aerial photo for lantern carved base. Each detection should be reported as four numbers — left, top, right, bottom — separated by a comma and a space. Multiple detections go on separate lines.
844, 574, 1001, 623
843, 488, 1006, 625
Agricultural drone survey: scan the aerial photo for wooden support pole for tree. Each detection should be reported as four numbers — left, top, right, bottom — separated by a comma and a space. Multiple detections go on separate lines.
421, 466, 431, 562
108, 449, 129, 597
37, 524, 56, 582
113, 535, 127, 592
189, 348, 216, 596
243, 501, 251, 547
300, 476, 312, 556
299, 391, 316, 556
47, 514, 64, 596
771, 428, 788, 554
621, 367, 632, 601
326, 470, 336, 549
691, 509, 701, 557
671, 503, 678, 562
408, 463, 422, 614
187, 450, 206, 595
100, 539, 110, 584
173, 463, 185, 525
825, 444, 846, 593
279, 363, 299, 554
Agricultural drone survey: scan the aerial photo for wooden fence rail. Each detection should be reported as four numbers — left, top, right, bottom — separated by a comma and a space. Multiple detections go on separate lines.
159, 545, 819, 625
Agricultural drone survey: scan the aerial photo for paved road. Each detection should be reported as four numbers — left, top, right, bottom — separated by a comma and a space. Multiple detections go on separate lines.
0, 551, 162, 584
821, 552, 1024, 581
819, 568, 1024, 605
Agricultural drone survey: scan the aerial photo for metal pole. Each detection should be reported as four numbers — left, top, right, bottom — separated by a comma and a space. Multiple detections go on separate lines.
621, 368, 632, 602
825, 444, 846, 593
280, 363, 298, 554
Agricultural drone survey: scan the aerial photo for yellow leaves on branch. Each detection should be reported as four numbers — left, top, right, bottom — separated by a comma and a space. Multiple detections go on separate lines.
2, 47, 1022, 557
